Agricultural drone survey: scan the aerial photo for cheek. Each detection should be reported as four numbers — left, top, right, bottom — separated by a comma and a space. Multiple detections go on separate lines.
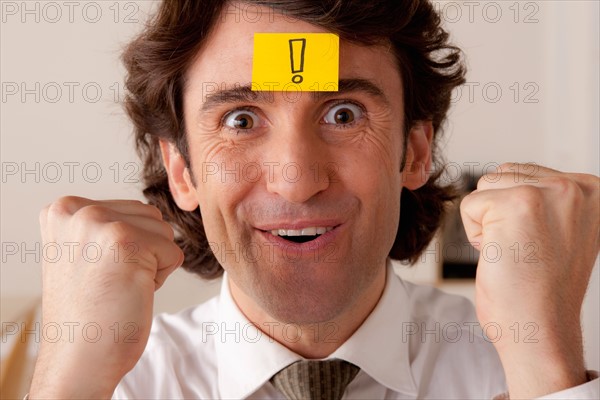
188, 126, 255, 192
187, 137, 257, 241
366, 133, 401, 177
338, 135, 402, 199
338, 150, 401, 210
354, 109, 404, 181
335, 149, 401, 256
334, 113, 403, 235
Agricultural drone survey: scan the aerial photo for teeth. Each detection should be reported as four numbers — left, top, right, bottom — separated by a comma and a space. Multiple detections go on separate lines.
302, 227, 317, 235
270, 226, 333, 236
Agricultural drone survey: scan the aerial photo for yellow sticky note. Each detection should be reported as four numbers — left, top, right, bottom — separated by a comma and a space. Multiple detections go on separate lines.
252, 33, 339, 92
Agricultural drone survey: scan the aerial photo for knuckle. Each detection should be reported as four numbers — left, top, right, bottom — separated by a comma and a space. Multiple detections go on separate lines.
459, 192, 470, 207
158, 220, 175, 240
145, 204, 163, 219
546, 176, 582, 198
476, 175, 492, 190
46, 195, 83, 219
511, 185, 543, 213
74, 204, 111, 224
574, 173, 600, 192
498, 162, 517, 172
102, 220, 135, 245
515, 184, 541, 201
459, 191, 475, 212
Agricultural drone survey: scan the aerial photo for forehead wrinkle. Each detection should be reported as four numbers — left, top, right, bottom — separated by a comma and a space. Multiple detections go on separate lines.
198, 78, 390, 117
314, 78, 391, 106
200, 85, 273, 113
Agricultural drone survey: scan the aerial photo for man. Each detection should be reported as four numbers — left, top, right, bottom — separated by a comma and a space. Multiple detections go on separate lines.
29, 0, 599, 399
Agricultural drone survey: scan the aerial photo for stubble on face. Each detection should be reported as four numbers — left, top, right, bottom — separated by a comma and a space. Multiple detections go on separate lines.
181, 3, 405, 329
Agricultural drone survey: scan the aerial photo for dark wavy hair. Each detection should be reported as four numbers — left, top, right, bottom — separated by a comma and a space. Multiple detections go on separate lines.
122, 0, 465, 279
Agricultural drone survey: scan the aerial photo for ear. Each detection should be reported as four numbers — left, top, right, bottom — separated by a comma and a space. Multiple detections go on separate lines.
402, 121, 433, 190
159, 139, 199, 211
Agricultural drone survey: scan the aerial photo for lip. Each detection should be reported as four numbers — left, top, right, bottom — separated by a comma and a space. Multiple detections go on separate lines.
255, 223, 343, 257
254, 219, 342, 231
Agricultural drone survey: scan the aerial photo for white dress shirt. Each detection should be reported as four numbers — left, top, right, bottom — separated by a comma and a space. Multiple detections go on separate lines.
113, 262, 599, 399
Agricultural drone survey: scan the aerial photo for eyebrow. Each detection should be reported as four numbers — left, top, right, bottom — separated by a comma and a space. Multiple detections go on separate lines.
199, 78, 389, 113
314, 79, 388, 104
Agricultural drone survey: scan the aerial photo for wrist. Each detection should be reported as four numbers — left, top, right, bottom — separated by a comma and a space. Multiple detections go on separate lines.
30, 348, 120, 399
496, 337, 587, 399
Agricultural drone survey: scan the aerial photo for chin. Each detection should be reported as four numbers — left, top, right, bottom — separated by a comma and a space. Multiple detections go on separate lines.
252, 269, 359, 325
261, 293, 351, 325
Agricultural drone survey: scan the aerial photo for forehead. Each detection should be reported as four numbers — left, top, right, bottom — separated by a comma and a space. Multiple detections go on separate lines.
185, 2, 401, 92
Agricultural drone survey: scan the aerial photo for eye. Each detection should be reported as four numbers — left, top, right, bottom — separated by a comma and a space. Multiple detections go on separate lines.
323, 103, 363, 126
223, 109, 260, 130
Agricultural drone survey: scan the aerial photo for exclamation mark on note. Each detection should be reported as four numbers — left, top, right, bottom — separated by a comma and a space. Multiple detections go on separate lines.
289, 38, 306, 84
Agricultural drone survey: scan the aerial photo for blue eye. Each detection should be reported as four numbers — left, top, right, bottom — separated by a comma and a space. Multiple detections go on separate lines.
323, 103, 363, 125
223, 109, 260, 130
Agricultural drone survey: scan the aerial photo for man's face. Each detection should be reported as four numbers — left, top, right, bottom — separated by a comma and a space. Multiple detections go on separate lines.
164, 3, 431, 324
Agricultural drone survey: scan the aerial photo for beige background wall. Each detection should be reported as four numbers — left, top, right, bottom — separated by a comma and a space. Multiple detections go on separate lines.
2, 0, 598, 375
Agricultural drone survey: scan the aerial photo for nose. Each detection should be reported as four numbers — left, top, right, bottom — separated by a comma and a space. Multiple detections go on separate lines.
264, 126, 332, 204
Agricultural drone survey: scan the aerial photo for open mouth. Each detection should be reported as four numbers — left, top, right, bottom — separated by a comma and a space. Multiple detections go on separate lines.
268, 227, 333, 244
279, 235, 320, 243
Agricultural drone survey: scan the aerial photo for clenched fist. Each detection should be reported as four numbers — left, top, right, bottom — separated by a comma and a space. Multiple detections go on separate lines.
461, 163, 600, 398
29, 197, 183, 399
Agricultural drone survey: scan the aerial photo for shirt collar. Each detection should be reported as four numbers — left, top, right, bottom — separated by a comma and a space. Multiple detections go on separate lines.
215, 275, 302, 399
214, 260, 417, 398
329, 260, 418, 396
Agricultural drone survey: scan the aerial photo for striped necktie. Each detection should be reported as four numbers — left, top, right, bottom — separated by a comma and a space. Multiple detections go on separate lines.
270, 359, 360, 400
